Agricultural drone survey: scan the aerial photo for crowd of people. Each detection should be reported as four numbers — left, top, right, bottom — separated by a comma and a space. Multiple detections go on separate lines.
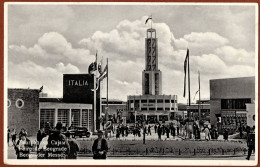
8, 122, 108, 160
7, 121, 255, 160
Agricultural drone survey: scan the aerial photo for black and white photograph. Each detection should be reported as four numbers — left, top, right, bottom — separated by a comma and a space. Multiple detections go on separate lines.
4, 2, 258, 165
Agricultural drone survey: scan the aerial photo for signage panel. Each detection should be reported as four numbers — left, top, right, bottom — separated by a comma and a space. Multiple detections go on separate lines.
63, 74, 94, 104
141, 103, 155, 107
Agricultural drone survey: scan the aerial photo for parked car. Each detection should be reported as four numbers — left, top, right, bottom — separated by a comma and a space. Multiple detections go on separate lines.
68, 126, 91, 138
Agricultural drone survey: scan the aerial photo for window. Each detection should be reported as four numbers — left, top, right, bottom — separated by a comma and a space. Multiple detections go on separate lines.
221, 99, 251, 109
157, 108, 163, 111
165, 108, 170, 111
71, 109, 80, 127
171, 100, 175, 103
141, 100, 147, 103
135, 100, 140, 103
141, 108, 147, 111
149, 108, 155, 111
157, 99, 163, 103
16, 99, 24, 108
57, 109, 69, 127
149, 99, 155, 103
40, 109, 55, 132
165, 100, 170, 103
7, 99, 11, 107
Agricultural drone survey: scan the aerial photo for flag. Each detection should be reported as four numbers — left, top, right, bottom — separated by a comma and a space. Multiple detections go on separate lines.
193, 71, 200, 100
98, 64, 108, 81
88, 62, 97, 74
98, 56, 103, 74
183, 49, 189, 97
145, 15, 152, 24
88, 52, 98, 74
39, 86, 43, 92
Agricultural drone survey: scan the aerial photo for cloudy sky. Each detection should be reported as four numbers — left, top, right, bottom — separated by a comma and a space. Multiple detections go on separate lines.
7, 3, 257, 103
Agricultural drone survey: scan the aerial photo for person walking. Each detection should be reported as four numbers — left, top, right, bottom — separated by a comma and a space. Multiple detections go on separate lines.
46, 122, 70, 159
165, 126, 170, 139
177, 125, 180, 136
238, 126, 243, 139
11, 129, 17, 146
246, 128, 255, 160
154, 124, 157, 133
7, 128, 10, 146
37, 127, 47, 149
172, 126, 176, 139
15, 132, 31, 159
203, 126, 210, 141
148, 125, 151, 136
223, 128, 229, 141
65, 132, 79, 159
92, 130, 108, 159
157, 125, 162, 140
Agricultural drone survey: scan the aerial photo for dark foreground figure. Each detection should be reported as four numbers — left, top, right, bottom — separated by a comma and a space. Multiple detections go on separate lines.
92, 130, 108, 159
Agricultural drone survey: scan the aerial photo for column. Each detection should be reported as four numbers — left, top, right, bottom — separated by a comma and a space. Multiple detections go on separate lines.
87, 110, 90, 130
145, 113, 148, 121
54, 108, 58, 127
68, 109, 72, 127
79, 109, 83, 127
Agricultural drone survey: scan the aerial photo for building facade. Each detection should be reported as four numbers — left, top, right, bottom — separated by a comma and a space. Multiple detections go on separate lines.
127, 28, 178, 124
39, 98, 92, 132
178, 100, 210, 122
210, 76, 255, 133
8, 89, 40, 136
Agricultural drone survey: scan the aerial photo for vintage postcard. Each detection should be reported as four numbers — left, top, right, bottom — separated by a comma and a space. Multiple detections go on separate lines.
4, 2, 258, 166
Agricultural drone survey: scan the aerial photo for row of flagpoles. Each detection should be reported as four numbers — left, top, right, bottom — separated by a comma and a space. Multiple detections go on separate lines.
183, 49, 201, 120
88, 51, 109, 131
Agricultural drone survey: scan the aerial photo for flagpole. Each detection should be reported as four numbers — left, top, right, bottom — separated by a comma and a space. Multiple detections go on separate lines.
151, 14, 152, 29
188, 51, 191, 107
198, 71, 201, 121
94, 51, 98, 132
106, 58, 108, 108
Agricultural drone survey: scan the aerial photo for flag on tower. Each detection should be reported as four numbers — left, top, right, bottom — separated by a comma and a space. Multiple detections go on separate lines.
145, 15, 152, 24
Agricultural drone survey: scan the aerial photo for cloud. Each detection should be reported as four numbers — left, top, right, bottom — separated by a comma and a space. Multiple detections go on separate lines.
8, 16, 256, 102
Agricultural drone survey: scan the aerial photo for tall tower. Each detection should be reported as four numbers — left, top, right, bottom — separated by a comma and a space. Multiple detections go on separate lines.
142, 28, 162, 95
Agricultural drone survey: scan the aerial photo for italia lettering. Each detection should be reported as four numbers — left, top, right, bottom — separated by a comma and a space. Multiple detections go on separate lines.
68, 80, 88, 86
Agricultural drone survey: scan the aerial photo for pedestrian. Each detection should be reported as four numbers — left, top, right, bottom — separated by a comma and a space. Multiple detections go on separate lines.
116, 127, 120, 139
238, 126, 243, 139
125, 125, 129, 137
148, 125, 151, 135
15, 132, 31, 159
19, 128, 28, 140
162, 125, 165, 135
7, 128, 10, 146
46, 122, 70, 159
11, 129, 17, 146
177, 125, 180, 136
154, 124, 157, 133
65, 132, 79, 159
157, 125, 162, 140
223, 128, 229, 141
246, 128, 255, 160
165, 126, 170, 138
37, 127, 47, 149
203, 126, 210, 141
172, 126, 176, 139
92, 130, 108, 159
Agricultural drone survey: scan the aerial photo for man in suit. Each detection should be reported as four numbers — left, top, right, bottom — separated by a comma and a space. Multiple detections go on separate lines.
92, 130, 108, 159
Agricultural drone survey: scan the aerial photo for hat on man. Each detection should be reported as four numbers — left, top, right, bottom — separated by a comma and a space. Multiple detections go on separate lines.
56, 122, 63, 130
97, 130, 103, 134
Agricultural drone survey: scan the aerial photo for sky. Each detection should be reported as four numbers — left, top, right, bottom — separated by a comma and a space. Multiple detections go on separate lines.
7, 3, 257, 103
